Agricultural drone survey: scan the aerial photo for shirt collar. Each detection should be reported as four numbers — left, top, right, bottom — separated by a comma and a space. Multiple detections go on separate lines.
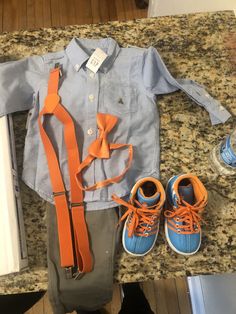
65, 37, 121, 73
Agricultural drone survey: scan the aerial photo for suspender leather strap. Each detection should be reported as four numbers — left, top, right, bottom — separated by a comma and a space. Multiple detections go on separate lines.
38, 68, 92, 273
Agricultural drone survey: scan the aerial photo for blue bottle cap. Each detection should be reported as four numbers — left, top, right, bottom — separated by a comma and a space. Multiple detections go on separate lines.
220, 135, 236, 168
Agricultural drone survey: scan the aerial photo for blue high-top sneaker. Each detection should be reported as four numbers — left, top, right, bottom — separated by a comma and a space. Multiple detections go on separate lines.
112, 177, 165, 256
164, 174, 208, 255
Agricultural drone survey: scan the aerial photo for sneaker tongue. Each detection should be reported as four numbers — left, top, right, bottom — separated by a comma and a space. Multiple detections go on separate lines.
178, 184, 194, 205
137, 187, 160, 206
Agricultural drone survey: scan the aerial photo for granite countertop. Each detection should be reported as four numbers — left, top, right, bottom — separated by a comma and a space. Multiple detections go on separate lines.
0, 11, 235, 294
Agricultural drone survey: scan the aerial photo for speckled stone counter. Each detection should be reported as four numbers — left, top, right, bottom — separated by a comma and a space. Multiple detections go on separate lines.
0, 11, 235, 294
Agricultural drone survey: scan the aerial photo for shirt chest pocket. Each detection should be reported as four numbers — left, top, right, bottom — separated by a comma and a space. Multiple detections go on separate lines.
102, 82, 137, 115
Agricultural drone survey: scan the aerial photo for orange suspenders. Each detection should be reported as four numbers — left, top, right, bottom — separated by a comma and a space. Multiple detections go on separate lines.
38, 68, 92, 274
38, 67, 133, 275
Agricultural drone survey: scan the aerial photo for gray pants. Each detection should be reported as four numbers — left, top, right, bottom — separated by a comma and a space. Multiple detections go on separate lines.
46, 202, 120, 314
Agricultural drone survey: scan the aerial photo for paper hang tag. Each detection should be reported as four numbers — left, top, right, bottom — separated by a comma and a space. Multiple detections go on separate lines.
86, 48, 108, 73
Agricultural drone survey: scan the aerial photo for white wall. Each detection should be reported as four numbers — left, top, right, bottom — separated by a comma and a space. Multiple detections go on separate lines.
148, 0, 236, 17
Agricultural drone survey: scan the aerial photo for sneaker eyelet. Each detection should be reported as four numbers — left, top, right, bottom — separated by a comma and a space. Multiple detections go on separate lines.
177, 230, 181, 234
176, 217, 180, 222
144, 232, 149, 237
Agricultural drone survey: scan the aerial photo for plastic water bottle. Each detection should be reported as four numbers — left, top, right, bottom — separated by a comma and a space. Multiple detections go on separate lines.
210, 128, 236, 176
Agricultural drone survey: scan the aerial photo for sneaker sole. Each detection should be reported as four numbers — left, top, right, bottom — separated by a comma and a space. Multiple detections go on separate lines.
164, 175, 201, 256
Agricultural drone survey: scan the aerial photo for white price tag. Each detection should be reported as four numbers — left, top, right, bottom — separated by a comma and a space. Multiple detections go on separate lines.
86, 48, 108, 73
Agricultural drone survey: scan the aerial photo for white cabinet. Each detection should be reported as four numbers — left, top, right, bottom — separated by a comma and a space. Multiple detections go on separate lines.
0, 115, 28, 276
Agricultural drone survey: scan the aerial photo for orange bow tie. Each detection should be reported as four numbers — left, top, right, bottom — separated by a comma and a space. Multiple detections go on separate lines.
76, 112, 133, 191
88, 113, 118, 159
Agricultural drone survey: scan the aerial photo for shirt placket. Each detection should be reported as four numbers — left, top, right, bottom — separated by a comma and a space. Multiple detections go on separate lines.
84, 69, 99, 200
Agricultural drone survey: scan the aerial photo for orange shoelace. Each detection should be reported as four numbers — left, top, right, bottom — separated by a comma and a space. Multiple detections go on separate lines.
164, 199, 207, 235
112, 195, 161, 237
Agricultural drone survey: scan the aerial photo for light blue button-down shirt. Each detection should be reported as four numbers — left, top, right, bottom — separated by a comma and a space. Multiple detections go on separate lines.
0, 37, 231, 210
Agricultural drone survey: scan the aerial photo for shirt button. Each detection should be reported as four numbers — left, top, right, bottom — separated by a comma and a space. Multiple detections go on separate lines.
89, 72, 95, 78
87, 128, 93, 136
88, 94, 94, 102
74, 64, 80, 72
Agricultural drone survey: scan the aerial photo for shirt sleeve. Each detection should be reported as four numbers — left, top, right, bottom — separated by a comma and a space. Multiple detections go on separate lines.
141, 46, 231, 125
0, 55, 44, 117
142, 46, 179, 95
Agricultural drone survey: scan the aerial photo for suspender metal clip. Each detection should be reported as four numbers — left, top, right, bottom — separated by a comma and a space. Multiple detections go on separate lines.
64, 267, 73, 279
71, 202, 84, 208
53, 191, 66, 197
54, 62, 62, 77
73, 271, 84, 280
64, 267, 84, 280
